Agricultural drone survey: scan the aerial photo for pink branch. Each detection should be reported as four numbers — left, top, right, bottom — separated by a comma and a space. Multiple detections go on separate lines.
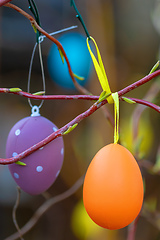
2, 88, 159, 112
0, 0, 11, 7
0, 89, 98, 101
118, 70, 160, 96
1, 69, 159, 100
127, 216, 140, 240
1, 68, 159, 112
121, 97, 160, 113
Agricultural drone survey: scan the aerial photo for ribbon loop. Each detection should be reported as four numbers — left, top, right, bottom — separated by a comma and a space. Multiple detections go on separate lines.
87, 37, 113, 104
87, 36, 119, 144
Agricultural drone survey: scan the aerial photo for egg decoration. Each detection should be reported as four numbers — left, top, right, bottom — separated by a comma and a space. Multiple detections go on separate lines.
48, 32, 93, 89
83, 143, 144, 230
6, 106, 64, 195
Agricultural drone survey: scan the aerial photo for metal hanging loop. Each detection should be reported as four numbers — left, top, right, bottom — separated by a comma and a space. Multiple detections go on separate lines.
27, 25, 78, 109
31, 105, 41, 117
27, 0, 45, 109
27, 41, 46, 109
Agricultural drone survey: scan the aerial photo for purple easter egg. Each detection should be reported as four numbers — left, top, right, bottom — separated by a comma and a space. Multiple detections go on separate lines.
6, 107, 64, 195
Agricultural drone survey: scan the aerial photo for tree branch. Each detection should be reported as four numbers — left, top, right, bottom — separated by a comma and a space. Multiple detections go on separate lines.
0, 88, 99, 100
118, 70, 160, 96
12, 187, 24, 240
127, 216, 140, 240
121, 97, 160, 113
0, 0, 11, 7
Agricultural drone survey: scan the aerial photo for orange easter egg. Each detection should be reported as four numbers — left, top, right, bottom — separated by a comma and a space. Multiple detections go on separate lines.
83, 143, 144, 230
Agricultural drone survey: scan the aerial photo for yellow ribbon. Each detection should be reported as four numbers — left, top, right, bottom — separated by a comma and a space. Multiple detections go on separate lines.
87, 36, 119, 143
86, 37, 113, 104
112, 92, 119, 144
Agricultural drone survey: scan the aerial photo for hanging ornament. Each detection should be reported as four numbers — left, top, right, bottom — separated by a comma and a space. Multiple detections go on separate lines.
6, 106, 64, 195
83, 143, 143, 230
83, 37, 144, 230
5, 2, 69, 196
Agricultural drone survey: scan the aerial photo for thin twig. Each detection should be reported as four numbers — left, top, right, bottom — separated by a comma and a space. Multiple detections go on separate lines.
127, 215, 140, 240
121, 97, 160, 113
12, 187, 24, 240
0, 88, 159, 112
0, 89, 99, 100
4, 175, 84, 240
118, 70, 160, 96
0, 66, 159, 101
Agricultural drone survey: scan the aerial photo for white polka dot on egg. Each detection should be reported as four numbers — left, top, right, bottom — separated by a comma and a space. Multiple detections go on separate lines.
12, 152, 18, 157
15, 129, 21, 136
14, 172, 19, 179
36, 166, 43, 173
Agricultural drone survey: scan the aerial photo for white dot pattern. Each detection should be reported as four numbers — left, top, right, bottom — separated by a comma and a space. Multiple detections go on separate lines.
14, 173, 19, 179
53, 127, 58, 132
36, 166, 43, 172
12, 152, 18, 157
15, 129, 21, 136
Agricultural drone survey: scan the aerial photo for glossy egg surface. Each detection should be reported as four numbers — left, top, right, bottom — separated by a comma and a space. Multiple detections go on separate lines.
83, 143, 143, 230
6, 116, 64, 195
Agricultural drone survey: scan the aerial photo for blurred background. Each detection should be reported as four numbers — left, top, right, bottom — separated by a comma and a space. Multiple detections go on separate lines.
0, 0, 160, 239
